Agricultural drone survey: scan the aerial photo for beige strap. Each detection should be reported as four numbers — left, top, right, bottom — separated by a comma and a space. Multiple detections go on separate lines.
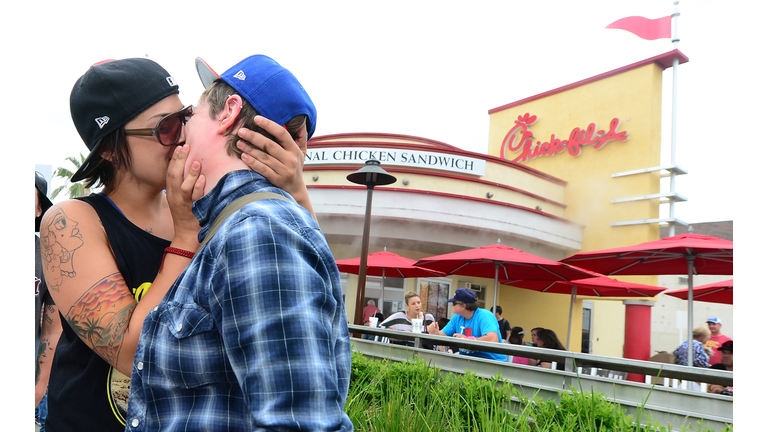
198, 192, 289, 252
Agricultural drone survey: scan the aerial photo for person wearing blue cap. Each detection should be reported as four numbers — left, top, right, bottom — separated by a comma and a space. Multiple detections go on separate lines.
39, 57, 315, 432
426, 288, 506, 361
705, 317, 732, 365
125, 55, 352, 432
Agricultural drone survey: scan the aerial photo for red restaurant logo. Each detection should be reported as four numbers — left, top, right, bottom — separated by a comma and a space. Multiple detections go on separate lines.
500, 113, 629, 163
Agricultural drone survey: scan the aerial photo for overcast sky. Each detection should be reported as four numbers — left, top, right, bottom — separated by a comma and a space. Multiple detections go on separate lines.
18, 0, 762, 226
9, 1, 762, 423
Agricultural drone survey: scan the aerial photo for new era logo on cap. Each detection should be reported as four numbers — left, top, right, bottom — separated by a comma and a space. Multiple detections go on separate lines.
95, 116, 110, 129
233, 70, 246, 81
166, 76, 177, 86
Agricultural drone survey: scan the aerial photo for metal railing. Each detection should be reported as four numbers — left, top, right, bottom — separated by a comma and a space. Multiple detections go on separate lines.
350, 325, 733, 431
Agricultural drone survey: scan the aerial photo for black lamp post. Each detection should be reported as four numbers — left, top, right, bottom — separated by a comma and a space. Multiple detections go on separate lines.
347, 159, 396, 326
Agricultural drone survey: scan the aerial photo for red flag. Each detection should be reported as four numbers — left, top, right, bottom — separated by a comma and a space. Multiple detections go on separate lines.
606, 16, 672, 40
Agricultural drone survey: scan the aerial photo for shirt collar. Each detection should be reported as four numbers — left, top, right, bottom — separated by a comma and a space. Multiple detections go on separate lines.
193, 170, 272, 242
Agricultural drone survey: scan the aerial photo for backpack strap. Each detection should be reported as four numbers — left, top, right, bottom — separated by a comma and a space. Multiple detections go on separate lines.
198, 192, 289, 252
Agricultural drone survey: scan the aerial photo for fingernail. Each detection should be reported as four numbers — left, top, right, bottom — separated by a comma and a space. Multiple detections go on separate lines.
236, 140, 246, 149
241, 153, 253, 162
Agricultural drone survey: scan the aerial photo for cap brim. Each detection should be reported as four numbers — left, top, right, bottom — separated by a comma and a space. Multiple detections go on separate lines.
70, 144, 105, 183
195, 57, 220, 89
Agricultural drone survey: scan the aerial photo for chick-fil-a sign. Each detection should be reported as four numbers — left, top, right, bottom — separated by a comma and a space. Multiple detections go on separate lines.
500, 113, 628, 163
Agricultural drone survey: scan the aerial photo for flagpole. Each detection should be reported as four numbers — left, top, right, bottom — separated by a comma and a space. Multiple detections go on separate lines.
669, 1, 681, 237
671, 1, 693, 390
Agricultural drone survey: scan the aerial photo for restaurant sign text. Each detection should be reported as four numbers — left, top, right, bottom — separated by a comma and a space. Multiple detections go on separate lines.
500, 113, 629, 163
305, 148, 486, 176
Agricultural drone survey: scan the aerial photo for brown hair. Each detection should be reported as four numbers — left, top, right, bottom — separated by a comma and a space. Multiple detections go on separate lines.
82, 128, 132, 193
200, 80, 307, 158
537, 329, 565, 350
404, 291, 420, 305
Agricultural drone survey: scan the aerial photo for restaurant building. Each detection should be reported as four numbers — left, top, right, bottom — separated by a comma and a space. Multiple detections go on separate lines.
305, 50, 693, 360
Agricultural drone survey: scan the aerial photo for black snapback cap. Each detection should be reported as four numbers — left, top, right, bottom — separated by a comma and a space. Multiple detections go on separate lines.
69, 58, 180, 182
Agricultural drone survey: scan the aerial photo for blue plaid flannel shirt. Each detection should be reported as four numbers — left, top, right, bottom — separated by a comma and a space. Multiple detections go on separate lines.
126, 171, 353, 431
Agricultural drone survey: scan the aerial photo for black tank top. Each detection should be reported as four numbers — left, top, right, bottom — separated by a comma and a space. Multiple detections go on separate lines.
46, 193, 171, 432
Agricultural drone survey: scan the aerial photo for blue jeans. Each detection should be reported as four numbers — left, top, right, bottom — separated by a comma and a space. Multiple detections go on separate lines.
36, 392, 48, 431
35, 334, 48, 431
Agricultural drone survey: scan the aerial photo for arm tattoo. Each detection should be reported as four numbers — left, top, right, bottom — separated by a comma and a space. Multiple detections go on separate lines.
40, 206, 84, 291
65, 273, 137, 367
36, 304, 60, 385
36, 336, 53, 385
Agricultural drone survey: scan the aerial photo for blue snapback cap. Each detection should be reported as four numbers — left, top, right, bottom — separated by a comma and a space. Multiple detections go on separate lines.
195, 55, 317, 139
448, 288, 478, 304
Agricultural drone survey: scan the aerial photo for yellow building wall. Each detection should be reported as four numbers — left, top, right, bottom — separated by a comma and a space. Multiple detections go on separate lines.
487, 63, 665, 357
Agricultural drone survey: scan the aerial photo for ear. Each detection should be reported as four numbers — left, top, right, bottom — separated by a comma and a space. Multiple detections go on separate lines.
294, 120, 309, 157
99, 150, 115, 164
217, 95, 244, 135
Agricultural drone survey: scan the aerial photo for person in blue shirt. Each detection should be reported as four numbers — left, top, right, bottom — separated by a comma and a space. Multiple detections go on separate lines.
426, 288, 506, 361
125, 54, 352, 432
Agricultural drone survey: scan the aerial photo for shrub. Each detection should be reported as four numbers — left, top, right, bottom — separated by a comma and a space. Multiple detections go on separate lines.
345, 351, 733, 432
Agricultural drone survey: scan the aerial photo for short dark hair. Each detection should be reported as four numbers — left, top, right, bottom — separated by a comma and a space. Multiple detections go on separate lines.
81, 128, 132, 192
493, 305, 503, 314
508, 326, 524, 345
437, 317, 450, 329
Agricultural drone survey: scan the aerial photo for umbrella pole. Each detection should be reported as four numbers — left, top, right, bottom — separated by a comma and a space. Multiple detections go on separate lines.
492, 262, 499, 319
379, 268, 386, 313
686, 255, 695, 390
566, 285, 575, 351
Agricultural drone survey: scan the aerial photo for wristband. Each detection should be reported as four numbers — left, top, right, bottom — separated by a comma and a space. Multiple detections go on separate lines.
165, 247, 195, 259
159, 247, 195, 272
133, 282, 152, 302
466, 336, 476, 340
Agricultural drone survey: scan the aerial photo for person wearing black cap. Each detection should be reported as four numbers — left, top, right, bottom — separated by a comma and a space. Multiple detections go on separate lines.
708, 340, 733, 395
125, 54, 351, 432
39, 58, 316, 432
426, 288, 506, 361
35, 172, 60, 432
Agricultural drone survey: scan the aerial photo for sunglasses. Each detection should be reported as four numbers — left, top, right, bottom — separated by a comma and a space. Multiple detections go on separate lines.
124, 105, 194, 146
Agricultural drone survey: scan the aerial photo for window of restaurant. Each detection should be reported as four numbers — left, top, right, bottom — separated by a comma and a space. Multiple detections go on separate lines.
416, 277, 454, 320
459, 282, 487, 310
364, 276, 406, 316
339, 273, 406, 315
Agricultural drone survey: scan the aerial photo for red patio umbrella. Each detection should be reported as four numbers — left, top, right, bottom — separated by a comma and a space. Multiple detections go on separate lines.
664, 279, 733, 305
560, 233, 733, 369
414, 243, 598, 315
503, 272, 665, 349
336, 250, 445, 321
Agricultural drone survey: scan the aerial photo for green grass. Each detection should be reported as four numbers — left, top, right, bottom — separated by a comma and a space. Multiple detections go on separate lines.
345, 350, 733, 431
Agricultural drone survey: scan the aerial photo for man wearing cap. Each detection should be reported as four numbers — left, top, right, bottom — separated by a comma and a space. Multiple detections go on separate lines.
704, 317, 732, 365
35, 172, 61, 431
125, 55, 352, 432
426, 288, 506, 361
708, 341, 733, 395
